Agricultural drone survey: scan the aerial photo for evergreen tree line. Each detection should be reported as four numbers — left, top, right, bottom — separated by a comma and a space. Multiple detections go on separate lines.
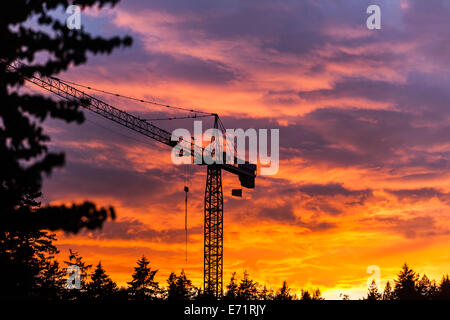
0, 238, 321, 301
364, 263, 450, 300
2, 230, 449, 301
0, 229, 320, 301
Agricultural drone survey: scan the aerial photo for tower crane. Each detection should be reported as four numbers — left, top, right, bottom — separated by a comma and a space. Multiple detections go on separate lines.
6, 61, 257, 298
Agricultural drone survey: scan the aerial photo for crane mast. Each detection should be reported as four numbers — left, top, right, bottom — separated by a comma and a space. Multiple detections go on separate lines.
204, 115, 224, 297
6, 61, 256, 298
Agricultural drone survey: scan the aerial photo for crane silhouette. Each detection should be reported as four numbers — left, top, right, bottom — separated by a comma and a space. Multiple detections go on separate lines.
6, 61, 257, 298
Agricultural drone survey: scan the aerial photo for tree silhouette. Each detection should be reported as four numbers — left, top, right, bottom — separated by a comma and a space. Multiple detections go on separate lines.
437, 275, 450, 300
382, 281, 394, 300
417, 274, 437, 299
259, 285, 274, 300
63, 249, 92, 300
301, 288, 323, 300
312, 289, 324, 300
365, 280, 382, 300
224, 272, 238, 300
64, 249, 92, 290
394, 263, 420, 300
237, 270, 259, 300
1, 0, 130, 232
128, 256, 159, 300
86, 262, 117, 300
35, 259, 66, 300
2, 254, 450, 301
274, 281, 294, 300
301, 289, 312, 300
0, 0, 131, 299
167, 270, 197, 300
0, 230, 60, 299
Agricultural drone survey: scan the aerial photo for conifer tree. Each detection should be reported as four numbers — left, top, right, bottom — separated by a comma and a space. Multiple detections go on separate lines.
237, 270, 259, 300
0, 0, 131, 299
382, 281, 394, 300
36, 259, 66, 300
394, 263, 420, 300
0, 230, 60, 298
225, 272, 239, 300
300, 288, 323, 300
417, 274, 437, 299
437, 274, 450, 299
301, 289, 312, 300
86, 262, 118, 299
366, 280, 382, 300
167, 270, 197, 300
259, 285, 274, 300
275, 281, 294, 300
311, 288, 324, 300
128, 256, 159, 300
1, 0, 129, 233
64, 249, 92, 291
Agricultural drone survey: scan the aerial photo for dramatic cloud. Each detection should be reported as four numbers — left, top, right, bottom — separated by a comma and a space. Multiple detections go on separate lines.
34, 0, 450, 299
385, 188, 450, 204
81, 219, 202, 243
299, 183, 372, 199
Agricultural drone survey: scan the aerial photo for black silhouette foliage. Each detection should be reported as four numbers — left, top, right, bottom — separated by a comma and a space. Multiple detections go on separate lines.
86, 262, 118, 299
0, 0, 132, 233
128, 256, 159, 300
0, 0, 131, 299
167, 269, 197, 300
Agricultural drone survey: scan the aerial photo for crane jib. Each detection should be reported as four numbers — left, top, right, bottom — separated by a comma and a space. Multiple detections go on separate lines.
6, 61, 257, 189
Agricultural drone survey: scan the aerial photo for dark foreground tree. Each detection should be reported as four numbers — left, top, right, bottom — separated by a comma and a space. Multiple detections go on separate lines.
167, 270, 197, 300
274, 281, 294, 300
258, 285, 274, 300
436, 275, 450, 300
0, 230, 62, 298
365, 280, 382, 300
312, 289, 324, 300
394, 263, 420, 300
63, 249, 92, 299
300, 289, 312, 300
417, 274, 437, 299
301, 288, 323, 300
224, 272, 238, 300
86, 262, 117, 299
36, 258, 66, 299
128, 256, 159, 300
382, 281, 394, 300
64, 249, 92, 290
0, 0, 131, 299
237, 270, 259, 300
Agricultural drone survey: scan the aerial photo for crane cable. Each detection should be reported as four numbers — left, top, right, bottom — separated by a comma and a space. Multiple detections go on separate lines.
144, 114, 213, 121
8, 62, 224, 149
5, 61, 212, 115
53, 77, 214, 115
218, 116, 238, 160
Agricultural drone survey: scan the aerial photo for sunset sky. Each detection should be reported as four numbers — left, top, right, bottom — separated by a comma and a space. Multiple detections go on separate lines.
30, 0, 450, 299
